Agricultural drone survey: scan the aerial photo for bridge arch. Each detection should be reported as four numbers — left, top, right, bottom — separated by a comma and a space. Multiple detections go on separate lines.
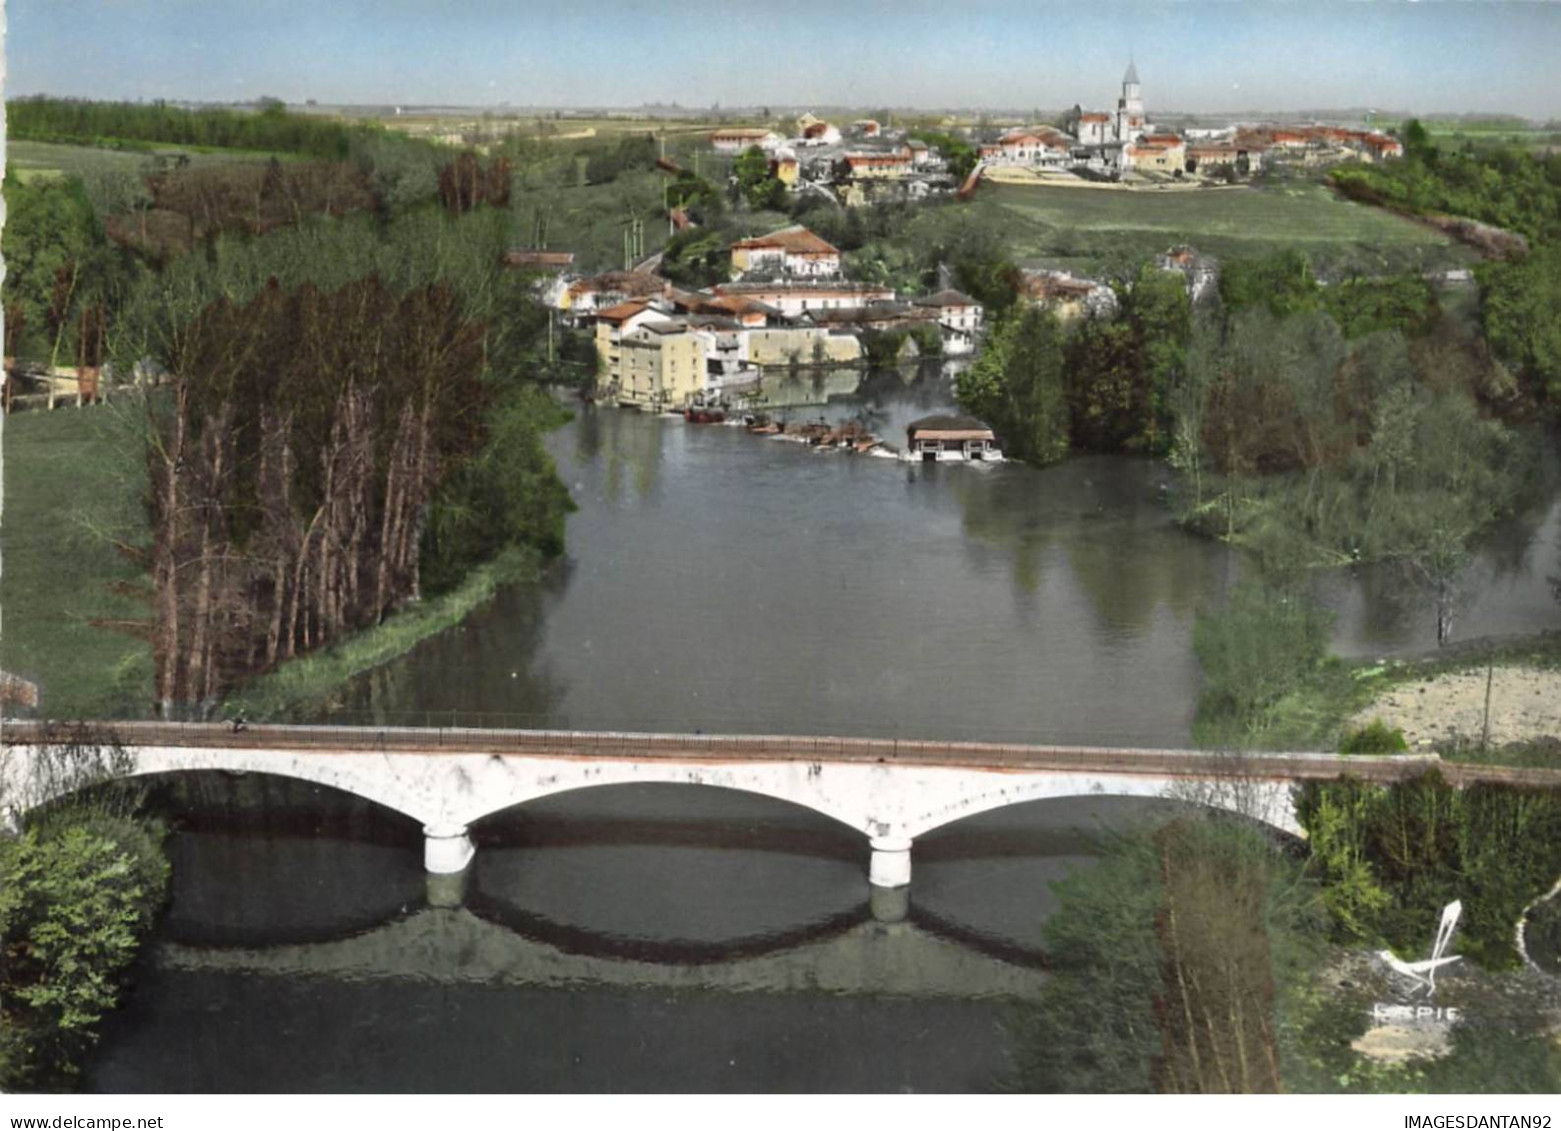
457, 767, 877, 838
900, 775, 1302, 841
2, 745, 436, 830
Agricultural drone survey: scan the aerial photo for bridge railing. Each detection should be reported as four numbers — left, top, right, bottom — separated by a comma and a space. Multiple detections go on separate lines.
8, 718, 1560, 788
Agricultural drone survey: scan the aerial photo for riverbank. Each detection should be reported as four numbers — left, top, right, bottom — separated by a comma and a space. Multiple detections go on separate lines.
1349, 666, 1561, 751
0, 404, 560, 722
1252, 631, 1561, 759
222, 546, 547, 722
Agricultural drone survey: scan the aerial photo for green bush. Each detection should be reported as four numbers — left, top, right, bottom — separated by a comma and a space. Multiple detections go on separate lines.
1340, 719, 1409, 754
1297, 773, 1561, 968
0, 816, 170, 1090
1192, 582, 1334, 745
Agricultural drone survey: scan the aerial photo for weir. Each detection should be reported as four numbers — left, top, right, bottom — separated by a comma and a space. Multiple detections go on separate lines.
9, 721, 1556, 921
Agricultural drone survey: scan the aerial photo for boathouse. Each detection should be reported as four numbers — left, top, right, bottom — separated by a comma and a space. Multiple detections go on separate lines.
905, 415, 1001, 462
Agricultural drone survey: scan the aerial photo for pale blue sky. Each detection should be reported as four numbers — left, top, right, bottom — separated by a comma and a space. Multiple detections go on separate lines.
6, 1, 1561, 117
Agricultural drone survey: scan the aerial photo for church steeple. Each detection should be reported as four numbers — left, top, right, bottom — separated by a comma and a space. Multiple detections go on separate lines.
1116, 59, 1145, 143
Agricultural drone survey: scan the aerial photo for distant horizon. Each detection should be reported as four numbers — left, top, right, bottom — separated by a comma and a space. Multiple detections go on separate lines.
8, 1, 1561, 120
5, 92, 1554, 127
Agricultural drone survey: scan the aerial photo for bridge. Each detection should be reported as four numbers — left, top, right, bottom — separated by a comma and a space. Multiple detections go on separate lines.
7, 721, 1557, 921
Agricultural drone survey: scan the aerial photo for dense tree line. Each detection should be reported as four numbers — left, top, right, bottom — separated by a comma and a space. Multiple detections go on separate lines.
1009, 817, 1314, 1093
959, 246, 1536, 626
82, 197, 576, 712
582, 133, 657, 186
1299, 772, 1561, 969
103, 203, 576, 712
1331, 122, 1561, 246
1332, 122, 1561, 409
135, 278, 489, 710
1, 174, 136, 367
956, 263, 1189, 464
733, 145, 787, 211
104, 159, 378, 260
1218, 248, 1440, 339
438, 150, 512, 216
8, 96, 362, 159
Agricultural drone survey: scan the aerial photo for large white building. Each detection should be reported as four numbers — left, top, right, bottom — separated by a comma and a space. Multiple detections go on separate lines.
1069, 62, 1153, 154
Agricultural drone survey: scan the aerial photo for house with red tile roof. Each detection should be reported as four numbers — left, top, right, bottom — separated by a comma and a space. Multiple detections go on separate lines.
1123, 133, 1185, 173
729, 225, 842, 279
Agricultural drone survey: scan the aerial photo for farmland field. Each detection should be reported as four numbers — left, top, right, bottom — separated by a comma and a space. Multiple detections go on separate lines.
6, 138, 301, 183
975, 176, 1475, 275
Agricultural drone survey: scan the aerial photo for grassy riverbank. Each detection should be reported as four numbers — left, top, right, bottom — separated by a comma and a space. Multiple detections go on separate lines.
0, 405, 154, 718
222, 546, 546, 721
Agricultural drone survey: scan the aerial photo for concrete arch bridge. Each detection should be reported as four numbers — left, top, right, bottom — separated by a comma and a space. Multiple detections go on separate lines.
6, 721, 1552, 920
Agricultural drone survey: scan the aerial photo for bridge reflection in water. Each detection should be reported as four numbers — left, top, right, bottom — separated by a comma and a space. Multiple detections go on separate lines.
156, 907, 1047, 1000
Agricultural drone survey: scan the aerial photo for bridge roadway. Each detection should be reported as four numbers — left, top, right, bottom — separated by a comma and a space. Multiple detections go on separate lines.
8, 720, 1560, 920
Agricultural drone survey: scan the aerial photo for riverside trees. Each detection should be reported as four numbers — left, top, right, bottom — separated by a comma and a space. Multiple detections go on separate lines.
960, 239, 1535, 646
124, 272, 564, 714
149, 279, 478, 708
0, 725, 170, 1091
99, 201, 574, 715
1008, 817, 1315, 1093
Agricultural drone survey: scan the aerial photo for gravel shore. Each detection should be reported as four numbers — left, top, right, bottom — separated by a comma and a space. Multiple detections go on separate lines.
1350, 666, 1561, 749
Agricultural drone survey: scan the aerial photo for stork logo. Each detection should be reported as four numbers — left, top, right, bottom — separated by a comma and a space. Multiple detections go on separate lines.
1377, 900, 1463, 998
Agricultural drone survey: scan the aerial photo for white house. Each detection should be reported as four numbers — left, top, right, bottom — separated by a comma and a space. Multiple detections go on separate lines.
711, 128, 784, 154
911, 290, 985, 354
729, 226, 842, 279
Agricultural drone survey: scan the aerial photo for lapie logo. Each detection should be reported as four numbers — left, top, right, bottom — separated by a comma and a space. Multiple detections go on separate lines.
1377, 900, 1463, 997
1372, 1003, 1462, 1025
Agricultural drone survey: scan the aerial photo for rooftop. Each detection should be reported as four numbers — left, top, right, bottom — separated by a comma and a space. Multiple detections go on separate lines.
572, 271, 667, 297
730, 225, 841, 257
592, 300, 651, 324
503, 249, 575, 270
907, 414, 996, 440
715, 281, 894, 297
913, 289, 980, 309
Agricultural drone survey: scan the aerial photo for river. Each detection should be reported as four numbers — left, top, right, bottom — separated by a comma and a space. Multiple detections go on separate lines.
87, 365, 1561, 1091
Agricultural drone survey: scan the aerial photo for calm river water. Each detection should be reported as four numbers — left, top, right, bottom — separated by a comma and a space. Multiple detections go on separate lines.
87, 366, 1561, 1092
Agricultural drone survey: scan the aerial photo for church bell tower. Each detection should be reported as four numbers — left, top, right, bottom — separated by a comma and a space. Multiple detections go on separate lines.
1116, 60, 1145, 141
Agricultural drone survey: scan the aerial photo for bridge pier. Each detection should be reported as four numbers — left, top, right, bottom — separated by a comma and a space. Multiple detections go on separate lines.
868, 836, 912, 923
423, 824, 475, 876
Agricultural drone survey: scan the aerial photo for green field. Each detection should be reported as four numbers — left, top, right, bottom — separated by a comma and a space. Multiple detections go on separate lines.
976, 177, 1474, 276
6, 138, 304, 183
0, 405, 153, 718
1376, 118, 1561, 151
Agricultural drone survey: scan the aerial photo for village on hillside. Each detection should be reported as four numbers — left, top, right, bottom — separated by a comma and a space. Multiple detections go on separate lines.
699, 63, 1406, 206
469, 61, 1414, 430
